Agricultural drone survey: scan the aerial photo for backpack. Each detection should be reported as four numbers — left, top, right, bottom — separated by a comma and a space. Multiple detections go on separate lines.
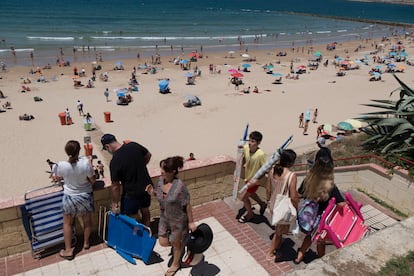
297, 199, 320, 234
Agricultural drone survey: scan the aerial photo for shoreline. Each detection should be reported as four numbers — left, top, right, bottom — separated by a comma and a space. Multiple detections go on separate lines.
0, 32, 413, 199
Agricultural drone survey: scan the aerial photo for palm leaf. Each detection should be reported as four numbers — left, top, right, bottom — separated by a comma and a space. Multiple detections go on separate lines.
393, 74, 414, 97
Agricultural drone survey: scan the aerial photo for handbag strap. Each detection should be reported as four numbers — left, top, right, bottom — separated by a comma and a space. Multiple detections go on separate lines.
280, 171, 293, 196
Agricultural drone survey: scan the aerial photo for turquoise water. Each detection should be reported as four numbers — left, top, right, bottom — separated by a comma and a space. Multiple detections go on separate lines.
0, 0, 413, 66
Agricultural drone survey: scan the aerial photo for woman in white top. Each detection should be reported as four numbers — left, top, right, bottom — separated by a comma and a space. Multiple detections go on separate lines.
53, 140, 96, 260
266, 149, 298, 261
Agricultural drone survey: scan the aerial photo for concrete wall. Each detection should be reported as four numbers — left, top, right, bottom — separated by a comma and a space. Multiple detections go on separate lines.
0, 157, 413, 258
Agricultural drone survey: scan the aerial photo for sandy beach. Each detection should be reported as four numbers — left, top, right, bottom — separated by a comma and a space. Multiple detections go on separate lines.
0, 35, 413, 199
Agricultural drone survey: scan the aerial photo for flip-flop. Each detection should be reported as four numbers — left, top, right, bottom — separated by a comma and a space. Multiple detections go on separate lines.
59, 249, 74, 261
165, 266, 181, 276
238, 215, 253, 224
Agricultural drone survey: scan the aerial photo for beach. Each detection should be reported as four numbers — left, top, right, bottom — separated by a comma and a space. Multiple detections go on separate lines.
0, 35, 413, 199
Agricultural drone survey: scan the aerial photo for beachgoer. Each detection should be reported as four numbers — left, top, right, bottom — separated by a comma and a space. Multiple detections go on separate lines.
101, 134, 153, 226
65, 108, 71, 125
299, 113, 304, 128
85, 112, 92, 123
312, 108, 318, 123
52, 140, 96, 260
266, 149, 299, 261
303, 109, 311, 135
104, 88, 109, 102
294, 150, 344, 264
187, 152, 195, 161
238, 131, 267, 223
97, 160, 104, 178
146, 156, 196, 276
77, 100, 84, 116
253, 86, 259, 93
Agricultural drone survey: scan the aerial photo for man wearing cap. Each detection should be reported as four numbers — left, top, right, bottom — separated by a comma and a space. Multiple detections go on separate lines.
315, 137, 333, 165
101, 134, 153, 226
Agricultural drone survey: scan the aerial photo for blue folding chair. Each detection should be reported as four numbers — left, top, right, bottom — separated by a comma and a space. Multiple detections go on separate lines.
21, 184, 76, 258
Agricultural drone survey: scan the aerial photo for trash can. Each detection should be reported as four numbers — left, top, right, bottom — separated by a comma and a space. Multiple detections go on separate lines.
104, 111, 111, 123
84, 144, 93, 156
58, 112, 66, 126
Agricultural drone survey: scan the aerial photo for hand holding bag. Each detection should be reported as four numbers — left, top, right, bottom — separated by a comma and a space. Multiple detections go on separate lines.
271, 172, 297, 226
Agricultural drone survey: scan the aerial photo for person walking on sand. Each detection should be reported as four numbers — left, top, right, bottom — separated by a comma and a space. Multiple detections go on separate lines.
101, 134, 153, 226
312, 108, 318, 124
77, 100, 84, 116
299, 113, 304, 128
238, 131, 267, 223
303, 109, 311, 135
104, 88, 109, 102
65, 108, 71, 125
52, 140, 96, 260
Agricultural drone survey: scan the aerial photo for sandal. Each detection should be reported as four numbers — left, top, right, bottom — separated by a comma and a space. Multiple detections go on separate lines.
238, 215, 253, 224
165, 266, 181, 276
59, 249, 74, 261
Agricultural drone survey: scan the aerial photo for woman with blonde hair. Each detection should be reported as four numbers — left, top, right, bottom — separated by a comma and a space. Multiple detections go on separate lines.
294, 150, 345, 264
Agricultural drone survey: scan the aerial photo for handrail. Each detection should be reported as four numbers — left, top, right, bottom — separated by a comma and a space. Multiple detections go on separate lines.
292, 154, 413, 171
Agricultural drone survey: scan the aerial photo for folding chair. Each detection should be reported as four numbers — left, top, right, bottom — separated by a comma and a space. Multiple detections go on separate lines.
98, 206, 157, 264
312, 192, 370, 248
20, 183, 76, 258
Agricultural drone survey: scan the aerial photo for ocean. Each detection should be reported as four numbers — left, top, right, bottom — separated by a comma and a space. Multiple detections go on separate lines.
1, 0, 414, 67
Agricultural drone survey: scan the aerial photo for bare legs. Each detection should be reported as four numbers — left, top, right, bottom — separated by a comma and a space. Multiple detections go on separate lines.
61, 214, 75, 257
159, 232, 183, 275
295, 234, 326, 264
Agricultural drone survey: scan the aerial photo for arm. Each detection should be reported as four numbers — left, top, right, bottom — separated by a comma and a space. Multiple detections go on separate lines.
289, 173, 299, 210
111, 181, 121, 214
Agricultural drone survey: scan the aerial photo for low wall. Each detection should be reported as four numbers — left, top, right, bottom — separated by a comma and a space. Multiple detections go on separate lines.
0, 157, 413, 258
0, 155, 235, 258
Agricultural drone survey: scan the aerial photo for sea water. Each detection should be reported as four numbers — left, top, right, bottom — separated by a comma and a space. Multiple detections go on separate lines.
0, 0, 413, 66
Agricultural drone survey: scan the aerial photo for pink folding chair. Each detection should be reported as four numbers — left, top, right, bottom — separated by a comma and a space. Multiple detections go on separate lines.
312, 192, 369, 248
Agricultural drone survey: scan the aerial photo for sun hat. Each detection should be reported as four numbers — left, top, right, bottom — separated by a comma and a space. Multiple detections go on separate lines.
185, 223, 213, 254
101, 133, 116, 149
317, 137, 327, 148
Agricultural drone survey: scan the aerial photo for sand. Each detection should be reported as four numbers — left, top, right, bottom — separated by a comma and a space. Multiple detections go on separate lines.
1, 36, 413, 199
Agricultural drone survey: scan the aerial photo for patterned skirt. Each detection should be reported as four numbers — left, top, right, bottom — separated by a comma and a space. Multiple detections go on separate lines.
62, 192, 94, 216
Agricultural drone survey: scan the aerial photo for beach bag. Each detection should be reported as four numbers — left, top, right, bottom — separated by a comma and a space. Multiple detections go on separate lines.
297, 199, 320, 234
271, 172, 296, 226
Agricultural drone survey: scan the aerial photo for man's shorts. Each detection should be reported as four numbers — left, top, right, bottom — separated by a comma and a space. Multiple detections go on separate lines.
247, 185, 259, 194
121, 192, 151, 215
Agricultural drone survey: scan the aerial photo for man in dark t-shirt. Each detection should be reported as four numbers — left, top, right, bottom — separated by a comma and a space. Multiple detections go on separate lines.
101, 134, 153, 226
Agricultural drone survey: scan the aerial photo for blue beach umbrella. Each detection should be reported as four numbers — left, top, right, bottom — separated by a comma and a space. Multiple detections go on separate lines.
242, 63, 251, 68
180, 59, 189, 64
158, 79, 169, 90
272, 73, 283, 77
184, 72, 194, 77
314, 51, 322, 57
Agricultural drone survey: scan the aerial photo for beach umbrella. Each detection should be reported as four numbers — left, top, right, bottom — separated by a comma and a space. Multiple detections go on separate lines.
180, 59, 189, 64
337, 121, 354, 131
242, 63, 251, 68
189, 52, 200, 58
228, 51, 235, 57
297, 65, 306, 69
322, 124, 333, 135
272, 73, 283, 77
399, 51, 408, 57
184, 72, 194, 77
115, 61, 123, 66
228, 68, 238, 73
314, 51, 322, 57
231, 72, 244, 78
373, 72, 381, 77
158, 79, 169, 90
242, 53, 250, 58
344, 119, 366, 129
266, 65, 274, 70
